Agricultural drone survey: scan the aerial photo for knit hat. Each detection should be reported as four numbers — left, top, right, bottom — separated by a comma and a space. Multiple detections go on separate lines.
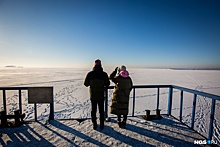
94, 59, 102, 67
119, 65, 126, 72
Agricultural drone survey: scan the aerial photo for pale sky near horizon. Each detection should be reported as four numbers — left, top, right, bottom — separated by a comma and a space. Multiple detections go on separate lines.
0, 0, 220, 69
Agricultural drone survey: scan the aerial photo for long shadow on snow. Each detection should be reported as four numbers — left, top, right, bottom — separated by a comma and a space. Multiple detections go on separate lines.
134, 116, 202, 140
48, 120, 106, 146
0, 124, 54, 147
97, 125, 152, 146
109, 118, 201, 147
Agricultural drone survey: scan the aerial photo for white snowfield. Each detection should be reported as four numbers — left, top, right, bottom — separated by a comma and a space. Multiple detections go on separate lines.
0, 67, 220, 146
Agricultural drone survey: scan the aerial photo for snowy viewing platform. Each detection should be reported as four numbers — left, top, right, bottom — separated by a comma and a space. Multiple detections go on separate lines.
1, 84, 220, 146
0, 115, 206, 146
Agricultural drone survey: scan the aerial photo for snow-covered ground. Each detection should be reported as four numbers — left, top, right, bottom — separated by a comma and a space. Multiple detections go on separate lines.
0, 67, 220, 145
0, 116, 206, 147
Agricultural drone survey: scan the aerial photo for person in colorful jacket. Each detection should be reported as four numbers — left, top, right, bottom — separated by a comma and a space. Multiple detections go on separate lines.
109, 65, 133, 128
84, 59, 110, 130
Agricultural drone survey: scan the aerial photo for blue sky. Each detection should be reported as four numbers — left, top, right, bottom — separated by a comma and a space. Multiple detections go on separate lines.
0, 0, 220, 68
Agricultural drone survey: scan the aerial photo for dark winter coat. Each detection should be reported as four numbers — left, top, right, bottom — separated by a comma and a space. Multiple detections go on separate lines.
109, 70, 133, 115
84, 66, 110, 100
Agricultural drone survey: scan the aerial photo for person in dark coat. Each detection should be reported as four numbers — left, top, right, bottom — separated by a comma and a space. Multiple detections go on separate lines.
109, 65, 133, 128
84, 59, 110, 130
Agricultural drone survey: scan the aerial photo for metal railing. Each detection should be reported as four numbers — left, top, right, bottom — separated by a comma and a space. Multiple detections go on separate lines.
0, 87, 54, 121
1, 85, 220, 141
105, 85, 220, 141
171, 85, 220, 140
104, 85, 171, 118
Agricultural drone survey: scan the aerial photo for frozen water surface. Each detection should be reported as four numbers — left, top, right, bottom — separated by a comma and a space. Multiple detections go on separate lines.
0, 67, 220, 144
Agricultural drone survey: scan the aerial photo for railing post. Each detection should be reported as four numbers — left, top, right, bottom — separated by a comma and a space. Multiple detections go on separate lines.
19, 89, 22, 114
179, 90, 183, 121
132, 88, 135, 117
34, 103, 37, 121
3, 90, 6, 113
156, 88, 160, 110
104, 87, 108, 119
167, 87, 173, 115
208, 99, 216, 140
0, 110, 7, 127
191, 94, 197, 129
49, 102, 54, 120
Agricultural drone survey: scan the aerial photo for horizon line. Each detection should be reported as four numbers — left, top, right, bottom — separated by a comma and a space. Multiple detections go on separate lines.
2, 65, 220, 70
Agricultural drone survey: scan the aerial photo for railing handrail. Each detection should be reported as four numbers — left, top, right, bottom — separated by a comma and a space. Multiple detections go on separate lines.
106, 85, 172, 89
2, 85, 220, 100
0, 86, 52, 90
0, 87, 28, 90
106, 85, 220, 100
172, 85, 220, 100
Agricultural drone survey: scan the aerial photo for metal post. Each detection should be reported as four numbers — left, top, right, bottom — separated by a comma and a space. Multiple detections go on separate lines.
49, 87, 54, 121
145, 110, 151, 120
34, 103, 37, 121
0, 110, 7, 127
156, 109, 161, 116
104, 88, 108, 119
156, 88, 160, 110
19, 89, 22, 114
167, 87, 173, 115
3, 90, 6, 113
49, 102, 54, 120
191, 94, 197, 129
132, 88, 135, 117
14, 110, 20, 126
179, 90, 183, 121
208, 99, 216, 140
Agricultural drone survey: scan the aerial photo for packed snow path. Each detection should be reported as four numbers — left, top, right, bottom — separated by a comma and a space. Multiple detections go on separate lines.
0, 115, 206, 147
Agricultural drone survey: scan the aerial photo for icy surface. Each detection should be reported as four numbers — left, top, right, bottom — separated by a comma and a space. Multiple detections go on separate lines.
0, 68, 220, 145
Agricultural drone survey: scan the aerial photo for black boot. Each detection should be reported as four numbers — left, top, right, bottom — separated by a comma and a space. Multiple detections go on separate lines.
118, 121, 122, 128
93, 123, 97, 130
100, 124, 104, 130
122, 121, 126, 129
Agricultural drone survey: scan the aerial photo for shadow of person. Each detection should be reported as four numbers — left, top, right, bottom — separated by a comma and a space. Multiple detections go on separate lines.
97, 125, 154, 147
47, 120, 106, 146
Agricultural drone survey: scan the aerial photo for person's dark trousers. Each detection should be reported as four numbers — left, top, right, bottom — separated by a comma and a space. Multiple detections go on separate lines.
91, 99, 105, 126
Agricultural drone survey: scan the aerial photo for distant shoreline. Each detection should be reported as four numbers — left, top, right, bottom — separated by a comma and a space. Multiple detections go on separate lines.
2, 66, 220, 70
5, 65, 23, 68
169, 68, 220, 70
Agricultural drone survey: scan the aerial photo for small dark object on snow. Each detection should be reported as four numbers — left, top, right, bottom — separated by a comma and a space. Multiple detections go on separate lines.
76, 118, 87, 124
0, 109, 25, 128
143, 109, 162, 121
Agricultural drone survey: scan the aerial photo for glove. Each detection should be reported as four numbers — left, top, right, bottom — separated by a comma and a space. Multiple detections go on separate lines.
114, 67, 118, 72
